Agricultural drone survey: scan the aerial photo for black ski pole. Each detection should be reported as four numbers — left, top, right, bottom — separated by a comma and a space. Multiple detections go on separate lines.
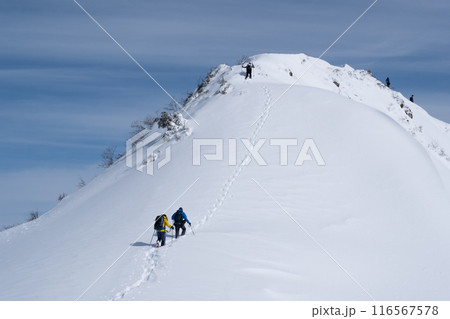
189, 224, 195, 236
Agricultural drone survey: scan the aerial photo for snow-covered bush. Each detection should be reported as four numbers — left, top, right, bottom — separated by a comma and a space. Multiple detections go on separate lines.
399, 103, 413, 119
158, 112, 182, 130
184, 67, 222, 104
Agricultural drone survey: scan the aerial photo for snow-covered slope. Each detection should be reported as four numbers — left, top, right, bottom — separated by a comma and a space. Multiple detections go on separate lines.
1, 53, 450, 301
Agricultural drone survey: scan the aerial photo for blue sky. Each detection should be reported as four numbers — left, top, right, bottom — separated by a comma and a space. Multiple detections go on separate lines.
1, 0, 449, 226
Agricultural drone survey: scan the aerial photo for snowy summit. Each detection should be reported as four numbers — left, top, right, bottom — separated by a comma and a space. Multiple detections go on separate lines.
1, 53, 450, 301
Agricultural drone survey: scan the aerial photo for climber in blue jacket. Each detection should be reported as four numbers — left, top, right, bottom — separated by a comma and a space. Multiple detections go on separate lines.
171, 207, 191, 238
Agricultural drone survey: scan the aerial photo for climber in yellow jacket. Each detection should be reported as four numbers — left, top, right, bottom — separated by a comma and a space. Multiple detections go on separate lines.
154, 214, 173, 247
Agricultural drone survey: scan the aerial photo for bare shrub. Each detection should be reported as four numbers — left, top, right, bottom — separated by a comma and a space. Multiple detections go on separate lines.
143, 115, 158, 128
2, 224, 18, 231
165, 101, 181, 112
58, 193, 67, 202
131, 115, 159, 135
100, 146, 116, 168
237, 55, 250, 65
78, 177, 86, 188
28, 211, 39, 222
131, 120, 146, 135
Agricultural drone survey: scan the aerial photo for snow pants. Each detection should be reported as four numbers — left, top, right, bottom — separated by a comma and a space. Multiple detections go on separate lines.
174, 222, 186, 238
157, 231, 166, 246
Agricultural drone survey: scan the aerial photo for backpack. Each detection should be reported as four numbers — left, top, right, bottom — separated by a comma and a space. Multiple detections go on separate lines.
174, 211, 184, 224
154, 215, 165, 230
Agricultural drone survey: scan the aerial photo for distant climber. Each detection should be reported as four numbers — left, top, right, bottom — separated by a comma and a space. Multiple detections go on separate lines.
410, 95, 414, 103
385, 77, 391, 88
171, 207, 191, 238
242, 62, 255, 79
154, 214, 173, 247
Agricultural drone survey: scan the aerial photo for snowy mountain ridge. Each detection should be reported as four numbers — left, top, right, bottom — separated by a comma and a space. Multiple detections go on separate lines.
186, 53, 450, 167
1, 53, 450, 301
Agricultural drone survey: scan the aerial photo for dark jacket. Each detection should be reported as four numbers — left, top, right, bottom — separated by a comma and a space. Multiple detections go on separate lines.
244, 63, 254, 72
172, 209, 190, 225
